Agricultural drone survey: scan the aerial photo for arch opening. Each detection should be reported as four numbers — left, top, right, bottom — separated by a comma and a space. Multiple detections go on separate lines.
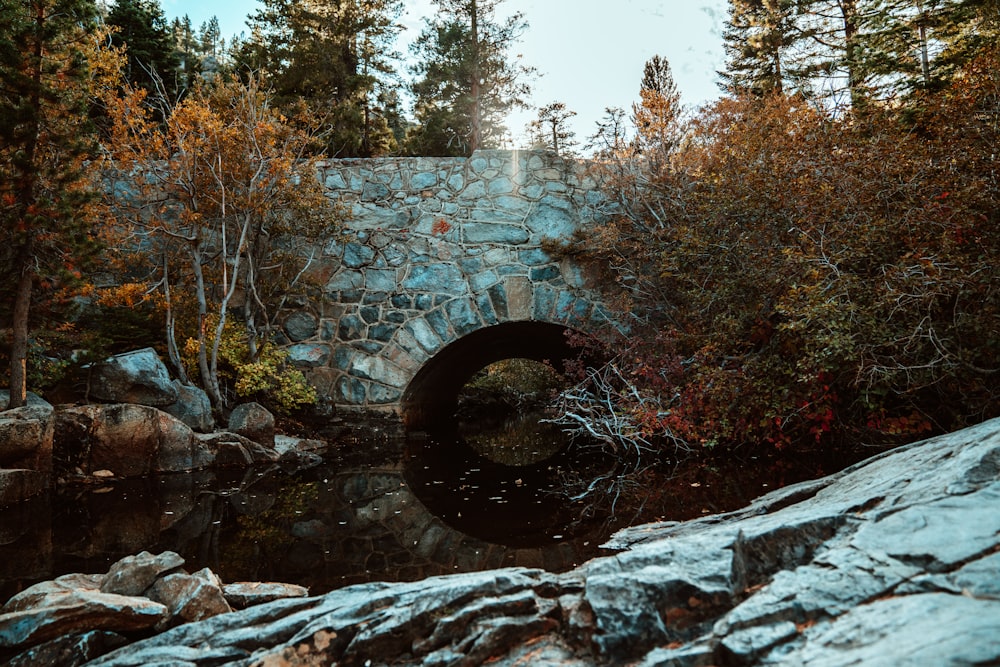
401, 321, 587, 431
458, 358, 567, 465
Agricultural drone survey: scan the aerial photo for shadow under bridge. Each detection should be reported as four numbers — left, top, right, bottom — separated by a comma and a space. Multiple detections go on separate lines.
401, 321, 587, 430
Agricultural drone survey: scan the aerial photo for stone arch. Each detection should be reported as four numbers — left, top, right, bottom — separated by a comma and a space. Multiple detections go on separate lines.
400, 321, 585, 429
281, 150, 617, 414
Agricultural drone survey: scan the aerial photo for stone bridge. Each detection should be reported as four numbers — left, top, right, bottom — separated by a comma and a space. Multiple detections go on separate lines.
278, 150, 614, 425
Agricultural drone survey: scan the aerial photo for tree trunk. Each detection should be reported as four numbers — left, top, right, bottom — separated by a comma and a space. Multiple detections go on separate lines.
162, 253, 190, 384
191, 244, 224, 410
469, 0, 481, 152
8, 3, 45, 409
839, 0, 862, 106
8, 255, 34, 409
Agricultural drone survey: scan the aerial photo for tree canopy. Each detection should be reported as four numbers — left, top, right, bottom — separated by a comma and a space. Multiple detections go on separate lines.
103, 74, 338, 411
235, 0, 404, 157
0, 0, 112, 407
406, 0, 533, 155
569, 38, 1000, 457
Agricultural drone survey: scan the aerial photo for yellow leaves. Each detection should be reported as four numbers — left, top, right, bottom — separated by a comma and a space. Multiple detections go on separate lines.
94, 282, 161, 309
82, 25, 126, 98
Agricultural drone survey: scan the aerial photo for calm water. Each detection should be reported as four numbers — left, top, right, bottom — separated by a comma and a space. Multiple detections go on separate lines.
0, 415, 861, 603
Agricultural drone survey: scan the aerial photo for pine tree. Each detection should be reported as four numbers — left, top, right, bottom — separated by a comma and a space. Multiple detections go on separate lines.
719, 0, 809, 96
527, 102, 577, 155
633, 55, 684, 163
199, 16, 221, 57
236, 0, 403, 157
0, 0, 107, 406
196, 17, 223, 81
586, 106, 631, 159
172, 15, 201, 90
407, 0, 533, 156
106, 0, 180, 100
922, 0, 1000, 89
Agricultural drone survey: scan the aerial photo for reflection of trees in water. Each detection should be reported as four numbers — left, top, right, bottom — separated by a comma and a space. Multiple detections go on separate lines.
0, 427, 866, 601
460, 411, 567, 465
460, 359, 567, 410
456, 358, 574, 466
2, 452, 602, 598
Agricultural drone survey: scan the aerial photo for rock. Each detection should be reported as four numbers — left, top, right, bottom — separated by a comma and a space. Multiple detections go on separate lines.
88, 348, 178, 407
154, 414, 216, 473
80, 417, 1000, 667
273, 434, 326, 457
0, 588, 166, 648
146, 569, 231, 626
100, 551, 185, 597
53, 404, 201, 477
0, 392, 54, 472
284, 311, 319, 341
195, 431, 280, 467
2, 573, 105, 614
222, 582, 310, 609
0, 554, 315, 664
161, 382, 214, 433
0, 390, 51, 412
763, 593, 1000, 666
286, 343, 331, 367
227, 402, 275, 448
4, 630, 127, 667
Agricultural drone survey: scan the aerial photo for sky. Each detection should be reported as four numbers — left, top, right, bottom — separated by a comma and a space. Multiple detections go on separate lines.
161, 0, 729, 148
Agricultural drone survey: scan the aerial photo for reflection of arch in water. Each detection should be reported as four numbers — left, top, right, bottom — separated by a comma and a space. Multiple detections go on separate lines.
401, 431, 613, 549
401, 321, 588, 430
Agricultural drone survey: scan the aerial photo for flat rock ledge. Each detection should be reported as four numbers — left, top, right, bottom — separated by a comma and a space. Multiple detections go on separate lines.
8, 418, 1000, 666
0, 552, 308, 666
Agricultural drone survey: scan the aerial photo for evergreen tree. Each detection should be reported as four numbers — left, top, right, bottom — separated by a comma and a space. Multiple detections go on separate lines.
407, 0, 533, 156
172, 15, 201, 90
796, 0, 872, 106
199, 16, 221, 57
527, 101, 577, 155
106, 0, 180, 99
918, 0, 1000, 90
196, 17, 223, 81
719, 0, 810, 96
0, 0, 107, 406
796, 0, 997, 104
633, 55, 684, 163
236, 0, 403, 157
586, 106, 631, 159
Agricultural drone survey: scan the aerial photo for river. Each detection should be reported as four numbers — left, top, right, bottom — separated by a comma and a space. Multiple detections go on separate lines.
0, 414, 863, 602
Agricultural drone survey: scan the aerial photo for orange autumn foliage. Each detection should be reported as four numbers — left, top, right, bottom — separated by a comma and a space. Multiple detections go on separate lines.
572, 46, 1000, 454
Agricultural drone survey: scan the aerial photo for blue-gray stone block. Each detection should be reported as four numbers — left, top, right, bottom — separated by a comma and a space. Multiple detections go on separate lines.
446, 299, 482, 336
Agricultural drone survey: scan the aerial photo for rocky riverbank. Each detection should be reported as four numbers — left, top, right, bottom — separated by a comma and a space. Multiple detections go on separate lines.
0, 348, 336, 507
2, 416, 998, 665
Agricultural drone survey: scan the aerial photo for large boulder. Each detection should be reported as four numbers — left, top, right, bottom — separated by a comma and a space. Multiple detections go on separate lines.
161, 381, 214, 433
0, 575, 167, 649
227, 402, 275, 448
101, 552, 185, 597
0, 391, 54, 472
53, 404, 211, 476
146, 569, 231, 627
78, 417, 1000, 667
88, 349, 178, 407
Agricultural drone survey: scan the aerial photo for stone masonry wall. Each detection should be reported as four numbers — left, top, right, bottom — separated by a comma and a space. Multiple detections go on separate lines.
277, 150, 615, 413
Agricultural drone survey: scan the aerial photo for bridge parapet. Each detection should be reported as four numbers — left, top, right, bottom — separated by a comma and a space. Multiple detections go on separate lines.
280, 150, 615, 414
